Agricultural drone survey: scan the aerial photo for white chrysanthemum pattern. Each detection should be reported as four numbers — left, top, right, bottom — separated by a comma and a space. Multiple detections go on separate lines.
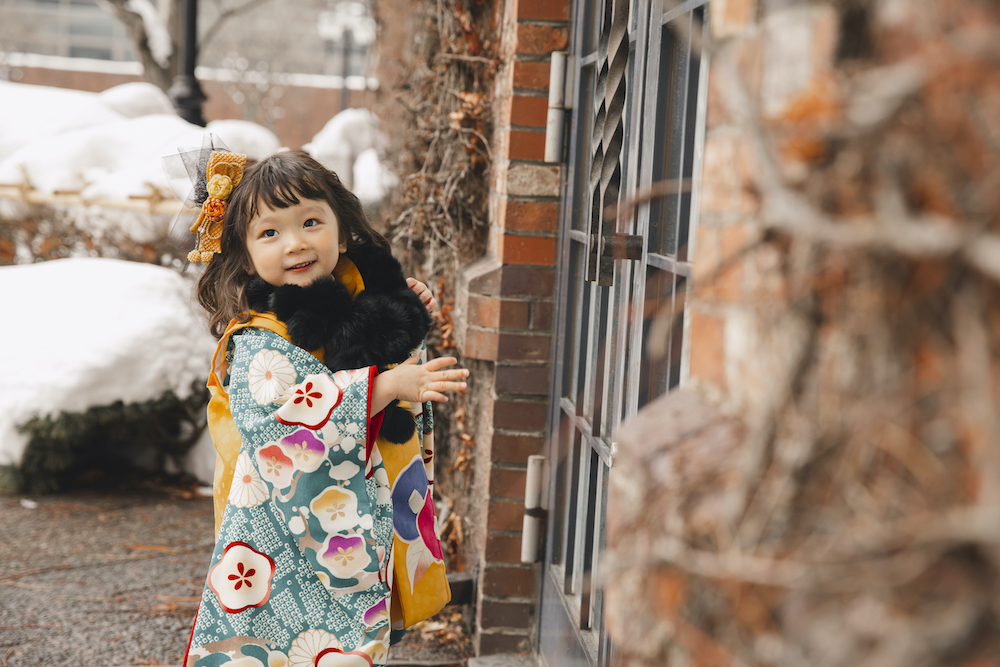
288, 628, 341, 667
229, 451, 269, 507
248, 349, 296, 405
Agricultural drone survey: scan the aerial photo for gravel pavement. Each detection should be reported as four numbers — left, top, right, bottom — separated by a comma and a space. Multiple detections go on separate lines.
0, 487, 470, 667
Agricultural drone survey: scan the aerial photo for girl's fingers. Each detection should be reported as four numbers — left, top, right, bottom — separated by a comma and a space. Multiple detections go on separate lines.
436, 369, 468, 380
421, 391, 448, 403
431, 378, 466, 389
425, 356, 459, 371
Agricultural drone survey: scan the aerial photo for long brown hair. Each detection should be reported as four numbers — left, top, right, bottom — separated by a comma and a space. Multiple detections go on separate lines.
196, 149, 390, 338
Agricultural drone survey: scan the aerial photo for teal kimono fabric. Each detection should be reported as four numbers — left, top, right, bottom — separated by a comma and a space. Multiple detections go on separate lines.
185, 328, 396, 667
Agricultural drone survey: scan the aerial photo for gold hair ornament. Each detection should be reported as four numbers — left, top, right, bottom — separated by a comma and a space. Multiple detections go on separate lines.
187, 151, 247, 264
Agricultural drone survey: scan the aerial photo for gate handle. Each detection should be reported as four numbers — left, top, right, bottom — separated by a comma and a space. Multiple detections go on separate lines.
599, 233, 643, 261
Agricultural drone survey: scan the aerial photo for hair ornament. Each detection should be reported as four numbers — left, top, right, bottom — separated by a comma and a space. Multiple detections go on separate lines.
187, 151, 247, 264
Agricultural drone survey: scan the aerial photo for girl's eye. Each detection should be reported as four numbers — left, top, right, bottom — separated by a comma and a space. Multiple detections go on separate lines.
304, 218, 320, 228
261, 229, 278, 238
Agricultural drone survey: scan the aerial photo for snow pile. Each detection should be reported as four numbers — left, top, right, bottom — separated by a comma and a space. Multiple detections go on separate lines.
205, 119, 282, 161
98, 81, 175, 118
0, 114, 202, 199
353, 147, 400, 207
0, 81, 125, 162
305, 108, 396, 207
0, 81, 282, 243
0, 81, 282, 202
0, 258, 215, 471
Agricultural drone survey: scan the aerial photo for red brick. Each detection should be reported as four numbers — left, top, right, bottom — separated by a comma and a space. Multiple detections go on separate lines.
478, 632, 532, 655
494, 399, 549, 431
516, 0, 570, 21
516, 23, 568, 55
482, 565, 537, 597
500, 265, 556, 297
464, 327, 498, 360
508, 129, 547, 160
505, 200, 559, 233
480, 599, 534, 629
462, 293, 530, 330
700, 131, 758, 215
495, 365, 550, 395
501, 234, 557, 265
487, 499, 525, 531
711, 0, 757, 40
490, 466, 528, 500
468, 294, 500, 328
531, 301, 554, 331
688, 309, 726, 389
511, 95, 548, 127
464, 257, 502, 296
693, 223, 745, 303
498, 332, 552, 361
491, 432, 547, 463
718, 223, 747, 301
513, 60, 551, 91
486, 533, 524, 564
499, 300, 531, 329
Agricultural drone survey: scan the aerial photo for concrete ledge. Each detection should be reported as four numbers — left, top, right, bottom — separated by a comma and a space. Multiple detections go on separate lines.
468, 655, 536, 667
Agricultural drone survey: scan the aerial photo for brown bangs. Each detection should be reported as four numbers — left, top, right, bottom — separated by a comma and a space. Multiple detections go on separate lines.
232, 156, 330, 224
227, 149, 388, 253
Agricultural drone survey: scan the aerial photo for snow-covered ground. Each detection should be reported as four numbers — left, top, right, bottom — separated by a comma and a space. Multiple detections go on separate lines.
0, 258, 215, 475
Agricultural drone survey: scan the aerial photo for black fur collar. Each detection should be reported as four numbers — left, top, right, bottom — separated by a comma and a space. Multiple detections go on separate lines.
246, 244, 431, 443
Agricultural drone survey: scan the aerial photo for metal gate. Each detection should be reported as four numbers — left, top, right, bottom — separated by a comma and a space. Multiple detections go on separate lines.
538, 0, 710, 664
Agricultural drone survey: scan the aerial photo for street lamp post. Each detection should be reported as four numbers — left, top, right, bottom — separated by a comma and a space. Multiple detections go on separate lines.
168, 0, 207, 126
319, 1, 375, 114
340, 29, 353, 111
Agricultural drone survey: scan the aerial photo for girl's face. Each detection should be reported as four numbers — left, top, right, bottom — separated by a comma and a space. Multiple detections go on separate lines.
246, 198, 346, 287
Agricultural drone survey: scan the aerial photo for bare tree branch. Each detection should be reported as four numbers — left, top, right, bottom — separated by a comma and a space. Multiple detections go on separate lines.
199, 0, 275, 53
96, 0, 174, 91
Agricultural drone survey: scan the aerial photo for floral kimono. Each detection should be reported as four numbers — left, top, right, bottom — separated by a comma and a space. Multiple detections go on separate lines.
185, 249, 450, 667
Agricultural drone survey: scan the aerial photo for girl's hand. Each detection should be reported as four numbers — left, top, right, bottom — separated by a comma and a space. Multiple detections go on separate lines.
398, 355, 467, 403
371, 356, 468, 413
407, 278, 437, 312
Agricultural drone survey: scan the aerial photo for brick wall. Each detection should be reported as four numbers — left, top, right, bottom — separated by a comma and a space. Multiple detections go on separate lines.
687, 0, 833, 411
605, 0, 1000, 663
455, 0, 569, 655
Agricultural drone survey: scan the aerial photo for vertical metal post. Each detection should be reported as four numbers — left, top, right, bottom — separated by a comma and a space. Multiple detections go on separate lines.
168, 0, 207, 126
521, 455, 549, 563
544, 51, 568, 163
340, 29, 352, 111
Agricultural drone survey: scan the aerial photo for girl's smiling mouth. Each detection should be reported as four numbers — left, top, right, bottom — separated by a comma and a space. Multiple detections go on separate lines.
287, 261, 316, 272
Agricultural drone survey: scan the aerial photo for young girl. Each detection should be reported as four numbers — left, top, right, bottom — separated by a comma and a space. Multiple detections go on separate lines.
183, 149, 467, 667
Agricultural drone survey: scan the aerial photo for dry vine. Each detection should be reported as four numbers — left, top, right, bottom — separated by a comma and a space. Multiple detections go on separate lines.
374, 0, 495, 292
372, 0, 498, 571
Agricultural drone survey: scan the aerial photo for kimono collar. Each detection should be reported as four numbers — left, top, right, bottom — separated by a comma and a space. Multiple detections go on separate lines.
332, 256, 365, 297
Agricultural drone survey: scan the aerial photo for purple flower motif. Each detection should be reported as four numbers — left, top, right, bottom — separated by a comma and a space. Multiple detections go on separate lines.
319, 533, 371, 579
279, 428, 327, 473
364, 598, 388, 626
